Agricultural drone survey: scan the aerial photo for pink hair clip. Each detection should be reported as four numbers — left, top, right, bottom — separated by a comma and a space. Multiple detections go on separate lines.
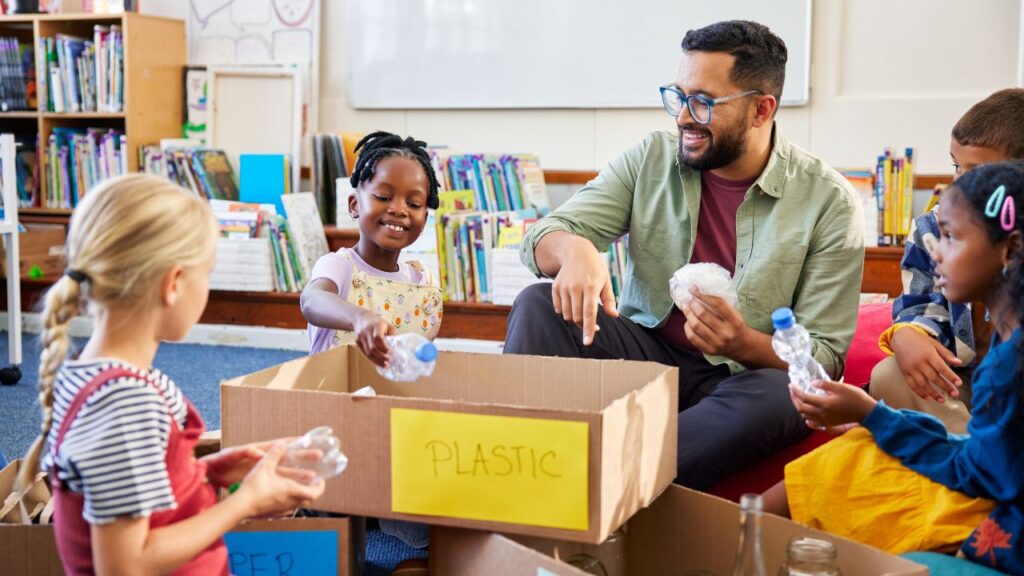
986, 185, 1016, 232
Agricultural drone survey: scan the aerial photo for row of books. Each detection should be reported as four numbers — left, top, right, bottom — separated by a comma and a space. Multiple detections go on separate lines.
0, 37, 34, 111
874, 147, 916, 247
139, 143, 240, 202
310, 133, 351, 226
37, 26, 123, 114
44, 127, 126, 209
209, 195, 329, 293
429, 151, 551, 215
419, 188, 625, 305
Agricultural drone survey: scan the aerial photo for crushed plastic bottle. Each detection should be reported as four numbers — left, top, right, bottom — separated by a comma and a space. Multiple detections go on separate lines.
376, 333, 438, 382
771, 308, 829, 396
280, 426, 348, 483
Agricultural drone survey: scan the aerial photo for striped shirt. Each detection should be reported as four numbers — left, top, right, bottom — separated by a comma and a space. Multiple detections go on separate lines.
42, 359, 188, 525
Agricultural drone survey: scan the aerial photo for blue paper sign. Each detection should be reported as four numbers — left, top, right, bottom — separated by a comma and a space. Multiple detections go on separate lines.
224, 529, 338, 575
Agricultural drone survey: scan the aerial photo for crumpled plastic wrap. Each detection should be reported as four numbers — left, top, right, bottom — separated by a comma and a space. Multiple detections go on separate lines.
669, 262, 739, 310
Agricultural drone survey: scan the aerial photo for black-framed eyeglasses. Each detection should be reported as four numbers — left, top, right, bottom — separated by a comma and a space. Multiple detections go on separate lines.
659, 84, 761, 125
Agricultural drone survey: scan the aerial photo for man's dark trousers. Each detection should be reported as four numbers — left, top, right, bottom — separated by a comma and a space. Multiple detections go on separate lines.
503, 283, 811, 490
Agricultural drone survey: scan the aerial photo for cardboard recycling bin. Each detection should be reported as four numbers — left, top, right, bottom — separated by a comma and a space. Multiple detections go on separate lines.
431, 485, 929, 576
221, 346, 679, 544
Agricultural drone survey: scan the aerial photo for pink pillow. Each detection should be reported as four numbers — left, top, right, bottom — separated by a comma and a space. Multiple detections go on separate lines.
843, 302, 894, 386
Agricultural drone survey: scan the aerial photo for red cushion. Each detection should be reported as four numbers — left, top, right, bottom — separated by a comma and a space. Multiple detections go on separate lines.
706, 302, 893, 502
842, 302, 894, 386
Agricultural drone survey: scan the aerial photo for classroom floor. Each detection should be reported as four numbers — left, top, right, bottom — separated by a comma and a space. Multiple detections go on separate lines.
0, 332, 424, 575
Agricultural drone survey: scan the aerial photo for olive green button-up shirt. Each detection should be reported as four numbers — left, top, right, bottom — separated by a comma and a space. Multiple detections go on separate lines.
521, 127, 865, 377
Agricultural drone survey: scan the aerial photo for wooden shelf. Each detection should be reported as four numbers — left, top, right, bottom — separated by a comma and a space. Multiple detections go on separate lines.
0, 12, 185, 207
19, 208, 74, 216
41, 112, 126, 119
2, 249, 903, 343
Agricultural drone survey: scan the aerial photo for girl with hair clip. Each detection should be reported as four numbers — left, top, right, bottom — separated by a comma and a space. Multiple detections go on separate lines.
762, 161, 1024, 572
16, 174, 325, 575
301, 131, 444, 366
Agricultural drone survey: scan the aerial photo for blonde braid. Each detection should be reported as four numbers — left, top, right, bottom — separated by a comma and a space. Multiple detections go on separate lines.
17, 275, 81, 490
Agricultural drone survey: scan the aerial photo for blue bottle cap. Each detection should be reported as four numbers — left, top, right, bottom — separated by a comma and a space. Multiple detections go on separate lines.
771, 307, 795, 330
415, 341, 438, 362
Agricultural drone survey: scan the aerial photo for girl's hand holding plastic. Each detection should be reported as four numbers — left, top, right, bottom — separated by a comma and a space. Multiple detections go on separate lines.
201, 441, 275, 488
234, 442, 326, 518
789, 380, 878, 430
353, 309, 395, 367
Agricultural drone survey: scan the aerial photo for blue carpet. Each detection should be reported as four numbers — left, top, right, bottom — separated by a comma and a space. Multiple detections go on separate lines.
0, 332, 423, 575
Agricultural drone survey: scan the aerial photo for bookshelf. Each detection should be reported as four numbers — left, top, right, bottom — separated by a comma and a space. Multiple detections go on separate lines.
3, 171, 925, 341
0, 12, 185, 208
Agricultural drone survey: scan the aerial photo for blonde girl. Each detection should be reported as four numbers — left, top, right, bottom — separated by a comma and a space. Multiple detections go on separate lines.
18, 174, 323, 575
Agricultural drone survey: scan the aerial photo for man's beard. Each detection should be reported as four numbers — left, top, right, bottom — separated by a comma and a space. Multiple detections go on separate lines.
677, 123, 748, 172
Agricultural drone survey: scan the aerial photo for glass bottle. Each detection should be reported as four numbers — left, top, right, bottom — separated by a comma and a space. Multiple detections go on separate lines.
566, 527, 627, 576
778, 537, 842, 576
732, 493, 767, 576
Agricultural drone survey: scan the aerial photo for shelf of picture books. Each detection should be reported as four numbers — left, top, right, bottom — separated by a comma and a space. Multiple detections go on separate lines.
311, 134, 554, 227
411, 188, 628, 306
141, 143, 328, 294
0, 11, 185, 210
842, 147, 945, 248
140, 142, 242, 202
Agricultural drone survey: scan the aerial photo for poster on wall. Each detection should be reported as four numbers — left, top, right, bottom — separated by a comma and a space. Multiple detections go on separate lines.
186, 0, 320, 162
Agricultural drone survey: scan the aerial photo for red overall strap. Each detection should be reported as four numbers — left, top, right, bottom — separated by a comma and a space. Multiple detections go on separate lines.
50, 367, 147, 467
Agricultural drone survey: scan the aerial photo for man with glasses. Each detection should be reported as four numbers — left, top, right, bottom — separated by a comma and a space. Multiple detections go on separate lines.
505, 20, 864, 490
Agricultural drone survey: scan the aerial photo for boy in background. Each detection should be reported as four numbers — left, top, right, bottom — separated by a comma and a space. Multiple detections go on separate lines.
869, 88, 1024, 434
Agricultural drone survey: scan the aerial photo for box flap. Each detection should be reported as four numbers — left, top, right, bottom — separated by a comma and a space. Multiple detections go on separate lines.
628, 485, 929, 576
431, 527, 591, 576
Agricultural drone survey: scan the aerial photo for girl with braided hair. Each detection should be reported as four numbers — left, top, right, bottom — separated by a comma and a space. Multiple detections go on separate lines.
18, 174, 324, 575
302, 131, 444, 366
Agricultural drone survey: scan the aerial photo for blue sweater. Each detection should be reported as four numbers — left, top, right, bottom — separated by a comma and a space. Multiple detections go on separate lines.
863, 328, 1024, 573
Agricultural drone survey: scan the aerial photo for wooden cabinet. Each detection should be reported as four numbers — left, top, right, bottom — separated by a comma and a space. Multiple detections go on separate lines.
0, 12, 185, 213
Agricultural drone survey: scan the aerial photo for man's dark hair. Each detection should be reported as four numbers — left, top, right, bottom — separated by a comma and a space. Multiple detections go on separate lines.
349, 131, 440, 209
952, 88, 1024, 160
681, 20, 788, 104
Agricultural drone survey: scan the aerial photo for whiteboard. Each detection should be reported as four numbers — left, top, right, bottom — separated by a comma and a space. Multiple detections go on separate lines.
347, 0, 811, 109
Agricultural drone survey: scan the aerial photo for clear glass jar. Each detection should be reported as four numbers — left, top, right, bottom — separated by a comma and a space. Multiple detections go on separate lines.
566, 527, 627, 576
777, 537, 842, 576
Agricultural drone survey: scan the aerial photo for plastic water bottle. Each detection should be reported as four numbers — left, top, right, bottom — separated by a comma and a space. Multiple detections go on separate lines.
771, 308, 829, 396
376, 333, 438, 382
280, 426, 348, 483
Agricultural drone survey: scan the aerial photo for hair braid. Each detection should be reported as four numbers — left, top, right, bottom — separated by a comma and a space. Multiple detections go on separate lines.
349, 131, 440, 209
17, 276, 82, 490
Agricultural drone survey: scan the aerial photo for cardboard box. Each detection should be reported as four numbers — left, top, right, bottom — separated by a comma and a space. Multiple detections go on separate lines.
0, 223, 66, 280
431, 485, 928, 576
221, 346, 678, 543
0, 516, 365, 576
227, 516, 366, 576
0, 524, 64, 576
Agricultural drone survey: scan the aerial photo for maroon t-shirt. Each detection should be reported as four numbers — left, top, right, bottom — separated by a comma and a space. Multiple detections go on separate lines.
659, 170, 756, 349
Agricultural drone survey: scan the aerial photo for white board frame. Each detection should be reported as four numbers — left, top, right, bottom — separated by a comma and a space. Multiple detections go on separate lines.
207, 66, 302, 194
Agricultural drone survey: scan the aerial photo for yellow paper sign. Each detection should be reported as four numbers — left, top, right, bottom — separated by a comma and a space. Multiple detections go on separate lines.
390, 408, 589, 531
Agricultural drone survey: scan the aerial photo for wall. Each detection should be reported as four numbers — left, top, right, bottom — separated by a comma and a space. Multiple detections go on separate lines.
143, 0, 1023, 174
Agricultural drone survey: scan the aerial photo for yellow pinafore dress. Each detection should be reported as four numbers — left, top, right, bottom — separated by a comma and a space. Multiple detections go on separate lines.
330, 252, 444, 349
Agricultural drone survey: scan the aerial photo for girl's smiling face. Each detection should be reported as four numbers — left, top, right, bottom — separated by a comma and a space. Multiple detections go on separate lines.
350, 156, 429, 268
935, 187, 1006, 304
